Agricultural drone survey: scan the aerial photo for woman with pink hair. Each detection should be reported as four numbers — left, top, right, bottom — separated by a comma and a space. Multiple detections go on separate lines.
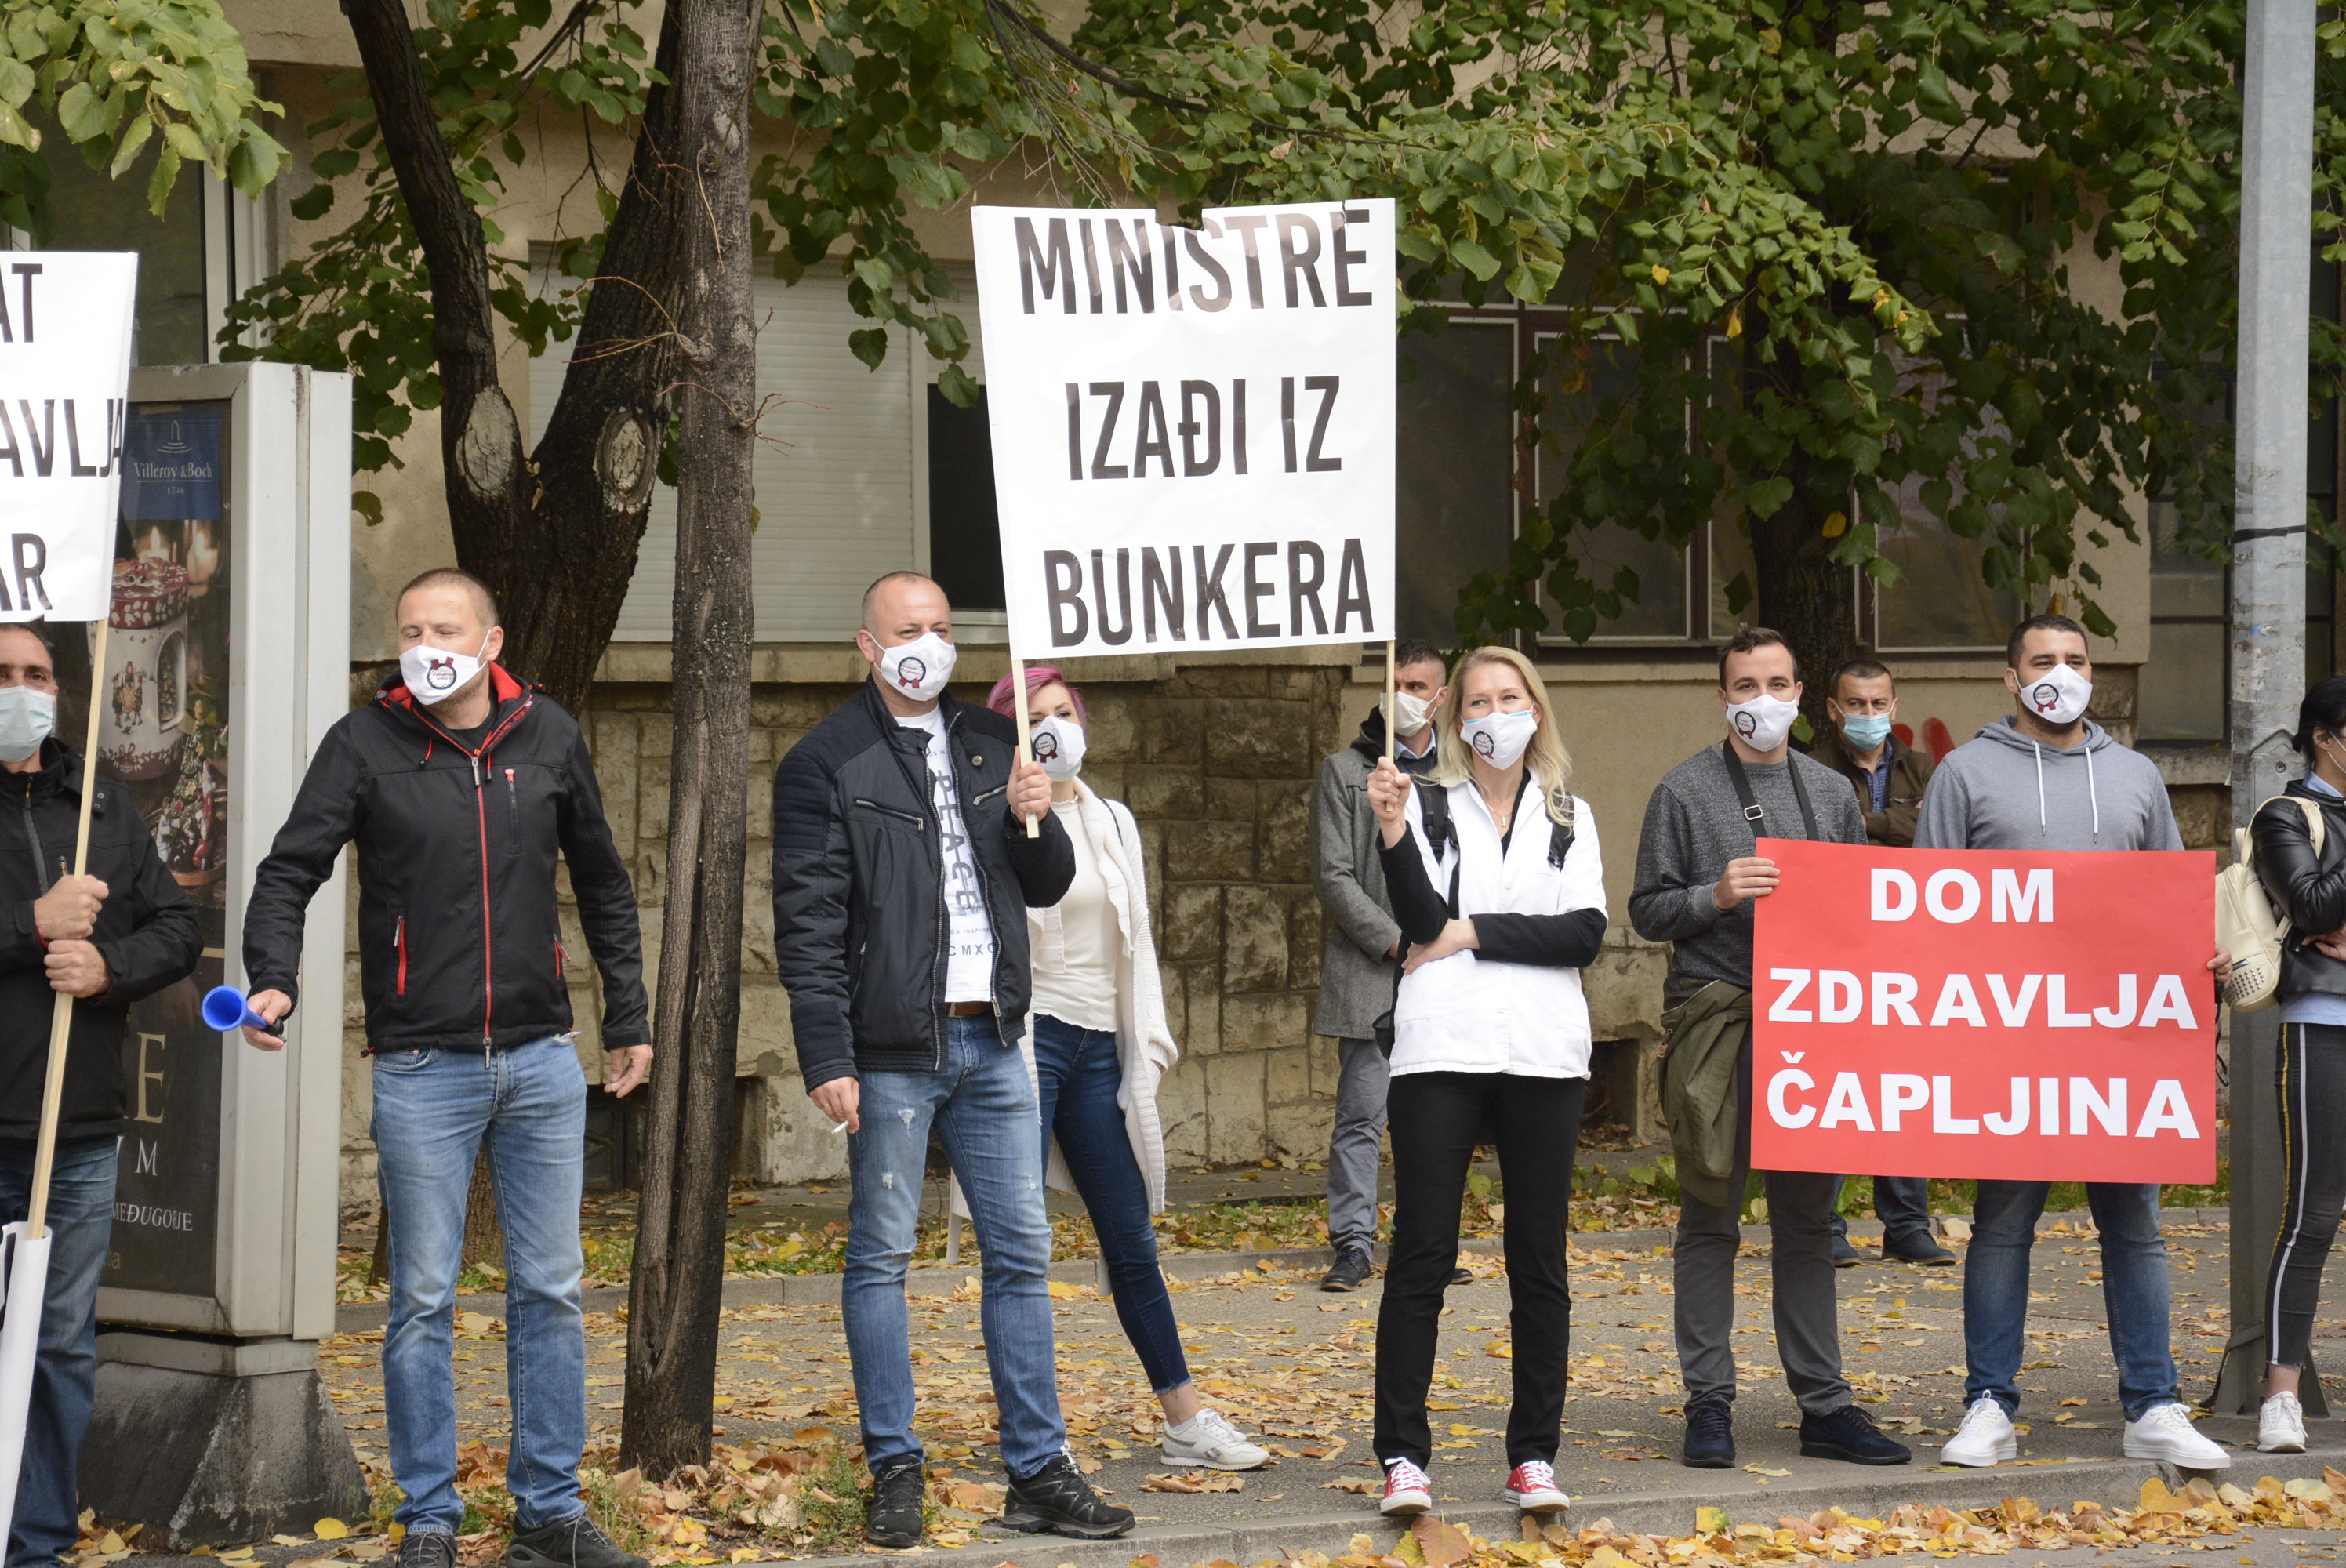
982, 665, 1267, 1472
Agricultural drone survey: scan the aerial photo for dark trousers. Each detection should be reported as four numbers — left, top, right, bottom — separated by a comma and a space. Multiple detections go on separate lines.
1031, 1015, 1190, 1393
2267, 1024, 2346, 1370
1373, 1072, 1585, 1469
1829, 1174, 1933, 1248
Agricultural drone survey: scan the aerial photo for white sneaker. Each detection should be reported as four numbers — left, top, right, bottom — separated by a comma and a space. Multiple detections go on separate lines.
1941, 1397, 2018, 1468
1502, 1459, 1570, 1514
1161, 1407, 1269, 1471
2259, 1391, 2308, 1454
1379, 1457, 1433, 1517
2123, 1401, 2232, 1469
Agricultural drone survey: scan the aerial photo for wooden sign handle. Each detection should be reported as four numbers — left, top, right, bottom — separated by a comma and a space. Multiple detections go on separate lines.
27, 615, 109, 1240
1384, 638, 1398, 765
1010, 652, 1040, 839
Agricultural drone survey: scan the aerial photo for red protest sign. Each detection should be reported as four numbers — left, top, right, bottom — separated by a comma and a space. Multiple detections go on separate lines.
1749, 839, 2217, 1184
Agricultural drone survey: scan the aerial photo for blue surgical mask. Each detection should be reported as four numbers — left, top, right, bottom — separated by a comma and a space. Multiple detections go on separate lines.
1841, 713, 1893, 752
0, 685, 55, 765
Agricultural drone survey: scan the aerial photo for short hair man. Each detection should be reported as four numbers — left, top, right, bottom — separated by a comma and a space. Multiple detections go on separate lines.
771, 572, 1130, 1546
240, 569, 655, 1568
1917, 613, 2231, 1472
1309, 639, 1448, 1293
0, 622, 201, 1568
1631, 626, 1910, 1471
1807, 659, 1954, 1269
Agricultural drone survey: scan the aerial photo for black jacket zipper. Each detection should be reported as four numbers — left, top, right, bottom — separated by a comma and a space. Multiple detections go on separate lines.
402, 694, 533, 1047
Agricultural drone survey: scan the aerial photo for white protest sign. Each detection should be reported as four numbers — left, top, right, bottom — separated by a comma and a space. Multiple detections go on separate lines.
971, 201, 1394, 658
0, 253, 138, 622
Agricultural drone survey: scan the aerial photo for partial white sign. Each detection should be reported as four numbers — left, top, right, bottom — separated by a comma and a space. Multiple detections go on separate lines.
0, 252, 138, 622
972, 201, 1394, 657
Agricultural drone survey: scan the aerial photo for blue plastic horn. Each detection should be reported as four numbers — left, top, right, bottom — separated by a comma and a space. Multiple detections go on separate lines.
201, 985, 275, 1033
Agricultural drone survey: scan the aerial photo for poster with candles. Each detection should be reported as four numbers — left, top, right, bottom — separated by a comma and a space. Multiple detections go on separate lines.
98, 401, 229, 1294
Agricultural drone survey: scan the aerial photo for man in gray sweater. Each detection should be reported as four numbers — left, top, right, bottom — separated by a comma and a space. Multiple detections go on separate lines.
1310, 640, 1447, 1292
1631, 626, 1908, 1471
1917, 612, 2230, 1473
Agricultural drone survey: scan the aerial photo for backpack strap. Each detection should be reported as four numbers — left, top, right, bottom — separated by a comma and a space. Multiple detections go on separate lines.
1418, 780, 1456, 858
2297, 795, 2330, 859
1549, 817, 1576, 870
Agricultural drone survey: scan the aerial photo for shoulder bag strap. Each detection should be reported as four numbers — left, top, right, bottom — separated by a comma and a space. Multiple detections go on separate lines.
1719, 740, 1820, 843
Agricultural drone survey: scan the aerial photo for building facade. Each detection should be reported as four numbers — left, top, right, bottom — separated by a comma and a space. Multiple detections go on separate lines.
18, 2, 2333, 1201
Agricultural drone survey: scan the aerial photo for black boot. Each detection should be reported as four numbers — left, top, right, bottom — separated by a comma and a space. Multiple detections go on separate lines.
863, 1458, 928, 1548
1322, 1248, 1373, 1291
1001, 1453, 1135, 1539
503, 1514, 648, 1568
1799, 1404, 1913, 1465
398, 1534, 458, 1568
1681, 1399, 1735, 1468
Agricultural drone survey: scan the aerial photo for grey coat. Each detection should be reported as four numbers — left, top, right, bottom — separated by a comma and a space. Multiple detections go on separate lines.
1309, 710, 1437, 1040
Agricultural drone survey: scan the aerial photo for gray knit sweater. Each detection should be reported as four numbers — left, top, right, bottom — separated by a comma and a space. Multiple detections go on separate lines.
1630, 742, 1867, 999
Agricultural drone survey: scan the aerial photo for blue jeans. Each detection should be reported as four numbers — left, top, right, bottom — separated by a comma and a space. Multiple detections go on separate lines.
1962, 1180, 2178, 1421
372, 1038, 587, 1534
0, 1137, 116, 1568
1030, 1015, 1189, 1394
844, 1015, 1064, 1478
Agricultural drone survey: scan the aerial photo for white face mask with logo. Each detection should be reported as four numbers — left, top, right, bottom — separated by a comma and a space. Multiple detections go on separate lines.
1726, 692, 1800, 753
1388, 689, 1433, 737
400, 626, 494, 707
1030, 714, 1086, 780
877, 630, 957, 702
1460, 708, 1538, 769
2017, 662, 2092, 727
0, 685, 56, 764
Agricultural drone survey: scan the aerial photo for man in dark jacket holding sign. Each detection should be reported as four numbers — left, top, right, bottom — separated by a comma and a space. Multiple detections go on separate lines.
772, 572, 1128, 1547
1630, 627, 1908, 1472
239, 570, 652, 1568
0, 621, 201, 1568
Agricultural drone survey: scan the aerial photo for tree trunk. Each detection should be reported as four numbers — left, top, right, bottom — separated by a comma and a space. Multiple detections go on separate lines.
343, 0, 700, 714
1747, 466, 1859, 737
1738, 319, 1859, 735
619, 0, 760, 1480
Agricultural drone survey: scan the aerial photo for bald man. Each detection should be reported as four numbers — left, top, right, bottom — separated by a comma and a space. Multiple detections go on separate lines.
242, 568, 652, 1568
772, 572, 1131, 1544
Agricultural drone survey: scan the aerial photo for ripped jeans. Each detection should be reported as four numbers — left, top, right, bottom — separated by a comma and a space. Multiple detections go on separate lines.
841, 1014, 1066, 1478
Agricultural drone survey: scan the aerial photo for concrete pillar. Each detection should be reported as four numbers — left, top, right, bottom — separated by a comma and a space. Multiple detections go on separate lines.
2213, 0, 2322, 1418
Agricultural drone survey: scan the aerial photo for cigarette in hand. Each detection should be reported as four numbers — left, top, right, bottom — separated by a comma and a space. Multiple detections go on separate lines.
829, 1119, 851, 1134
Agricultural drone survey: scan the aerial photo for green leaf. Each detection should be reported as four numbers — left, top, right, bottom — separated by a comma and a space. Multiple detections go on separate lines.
56, 82, 104, 143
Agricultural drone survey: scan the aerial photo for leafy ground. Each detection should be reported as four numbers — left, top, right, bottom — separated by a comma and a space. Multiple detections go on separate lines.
332, 1146, 2235, 1305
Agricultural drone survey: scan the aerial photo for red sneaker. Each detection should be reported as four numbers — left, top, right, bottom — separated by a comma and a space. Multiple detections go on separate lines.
1379, 1458, 1433, 1516
1502, 1459, 1569, 1513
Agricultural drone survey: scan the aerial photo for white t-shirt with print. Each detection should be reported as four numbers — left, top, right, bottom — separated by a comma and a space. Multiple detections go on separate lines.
900, 709, 996, 1002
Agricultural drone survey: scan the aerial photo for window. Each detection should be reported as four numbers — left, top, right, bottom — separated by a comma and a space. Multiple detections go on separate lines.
530, 260, 918, 641
925, 384, 1003, 612
1394, 320, 1517, 645
1535, 333, 1689, 639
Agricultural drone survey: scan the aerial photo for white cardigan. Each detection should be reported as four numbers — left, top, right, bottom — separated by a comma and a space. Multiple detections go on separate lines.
1389, 773, 1605, 1080
951, 781, 1181, 1216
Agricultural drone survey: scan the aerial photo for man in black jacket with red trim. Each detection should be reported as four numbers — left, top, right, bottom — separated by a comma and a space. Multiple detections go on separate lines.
0, 621, 201, 1568
772, 572, 1130, 1546
240, 570, 651, 1568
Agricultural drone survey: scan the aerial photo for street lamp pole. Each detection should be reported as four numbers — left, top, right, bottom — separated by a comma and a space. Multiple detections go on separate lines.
2212, 0, 2319, 1417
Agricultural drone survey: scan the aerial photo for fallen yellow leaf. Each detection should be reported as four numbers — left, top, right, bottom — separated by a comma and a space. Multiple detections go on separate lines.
313, 1520, 350, 1541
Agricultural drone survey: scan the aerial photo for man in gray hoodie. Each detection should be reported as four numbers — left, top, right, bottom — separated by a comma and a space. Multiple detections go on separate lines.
1916, 612, 2230, 1472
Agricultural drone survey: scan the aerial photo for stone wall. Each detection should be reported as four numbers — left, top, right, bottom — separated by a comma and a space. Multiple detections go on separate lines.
338, 648, 1372, 1200
333, 651, 2186, 1203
